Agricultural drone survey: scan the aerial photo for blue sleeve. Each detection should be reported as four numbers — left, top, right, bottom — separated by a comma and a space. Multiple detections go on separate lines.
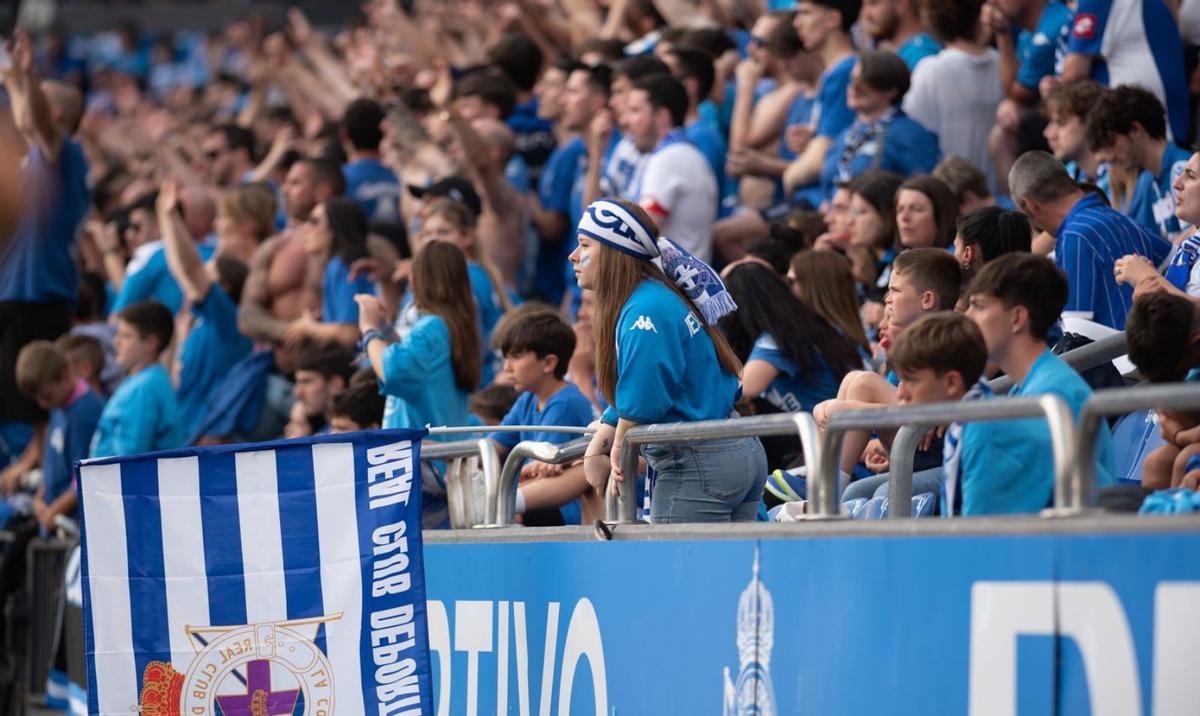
748, 335, 796, 378
893, 123, 941, 176
1055, 230, 1098, 316
488, 396, 528, 451
192, 284, 242, 339
601, 405, 617, 426
65, 400, 103, 468
112, 384, 164, 456
613, 302, 685, 424
323, 265, 375, 324
111, 253, 164, 312
378, 318, 450, 400
1066, 0, 1113, 56
816, 62, 855, 139
537, 147, 575, 215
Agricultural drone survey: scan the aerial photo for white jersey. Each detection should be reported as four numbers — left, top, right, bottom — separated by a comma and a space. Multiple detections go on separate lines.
631, 142, 718, 263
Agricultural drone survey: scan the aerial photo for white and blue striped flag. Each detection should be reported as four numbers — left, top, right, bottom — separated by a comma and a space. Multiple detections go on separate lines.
75, 429, 432, 715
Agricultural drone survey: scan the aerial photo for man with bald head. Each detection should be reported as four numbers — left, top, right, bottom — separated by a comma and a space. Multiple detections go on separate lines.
0, 32, 91, 458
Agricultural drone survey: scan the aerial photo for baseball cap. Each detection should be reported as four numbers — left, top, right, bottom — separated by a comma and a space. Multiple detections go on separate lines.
407, 176, 482, 218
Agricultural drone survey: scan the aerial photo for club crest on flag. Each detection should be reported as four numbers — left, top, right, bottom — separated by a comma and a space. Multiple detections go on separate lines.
76, 429, 433, 716
137, 614, 340, 715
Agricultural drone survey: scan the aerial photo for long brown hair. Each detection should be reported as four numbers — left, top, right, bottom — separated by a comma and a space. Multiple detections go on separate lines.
421, 198, 512, 311
591, 200, 742, 404
789, 249, 871, 355
411, 240, 482, 391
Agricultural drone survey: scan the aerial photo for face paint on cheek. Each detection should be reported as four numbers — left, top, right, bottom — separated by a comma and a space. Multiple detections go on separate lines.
579, 251, 592, 268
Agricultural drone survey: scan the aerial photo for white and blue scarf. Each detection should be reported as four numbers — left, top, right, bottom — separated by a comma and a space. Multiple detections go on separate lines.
577, 198, 738, 324
1165, 232, 1200, 292
941, 380, 992, 517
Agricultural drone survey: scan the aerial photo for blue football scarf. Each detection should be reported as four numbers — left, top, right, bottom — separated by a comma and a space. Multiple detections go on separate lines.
1165, 232, 1200, 292
941, 380, 992, 517
577, 198, 737, 324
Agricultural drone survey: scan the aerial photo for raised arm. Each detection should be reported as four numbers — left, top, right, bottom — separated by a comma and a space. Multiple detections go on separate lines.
3, 31, 63, 162
157, 180, 213, 304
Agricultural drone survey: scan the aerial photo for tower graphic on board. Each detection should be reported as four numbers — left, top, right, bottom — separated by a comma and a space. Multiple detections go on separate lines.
723, 548, 778, 715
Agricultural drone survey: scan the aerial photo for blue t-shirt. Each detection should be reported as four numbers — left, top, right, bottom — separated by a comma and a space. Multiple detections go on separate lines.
897, 33, 942, 71
813, 56, 856, 141
508, 97, 557, 184
819, 110, 941, 202
960, 350, 1114, 515
684, 120, 730, 216
490, 382, 596, 451
1015, 1, 1073, 91
1068, 0, 1189, 142
778, 92, 815, 163
343, 158, 403, 224
323, 255, 376, 324
178, 284, 252, 442
1127, 142, 1191, 240
1055, 192, 1171, 329
44, 384, 104, 506
91, 363, 184, 458
600, 280, 739, 426
747, 332, 840, 413
534, 137, 587, 304
112, 242, 217, 315
0, 138, 90, 302
378, 314, 470, 435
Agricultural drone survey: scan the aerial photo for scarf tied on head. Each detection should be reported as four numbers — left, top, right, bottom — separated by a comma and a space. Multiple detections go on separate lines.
577, 198, 737, 324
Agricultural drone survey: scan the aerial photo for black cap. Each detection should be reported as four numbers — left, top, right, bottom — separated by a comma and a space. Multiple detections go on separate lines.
407, 176, 482, 218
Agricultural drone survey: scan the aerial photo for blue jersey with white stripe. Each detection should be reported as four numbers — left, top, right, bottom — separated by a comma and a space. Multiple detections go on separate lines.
1127, 142, 1191, 240
1055, 192, 1171, 329
1015, 1, 1073, 91
1068, 0, 1190, 141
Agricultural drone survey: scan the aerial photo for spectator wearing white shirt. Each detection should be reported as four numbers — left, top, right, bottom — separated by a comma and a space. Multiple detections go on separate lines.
624, 74, 719, 263
904, 0, 1002, 193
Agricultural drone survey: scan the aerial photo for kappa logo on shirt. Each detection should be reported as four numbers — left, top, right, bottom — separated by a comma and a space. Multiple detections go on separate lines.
631, 315, 658, 333
1072, 14, 1096, 39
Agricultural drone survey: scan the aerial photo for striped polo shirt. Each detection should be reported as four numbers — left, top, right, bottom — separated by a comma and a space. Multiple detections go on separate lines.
1055, 192, 1171, 330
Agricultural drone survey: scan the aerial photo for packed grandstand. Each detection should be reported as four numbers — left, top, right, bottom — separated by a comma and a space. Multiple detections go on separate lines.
1, 0, 1200, 712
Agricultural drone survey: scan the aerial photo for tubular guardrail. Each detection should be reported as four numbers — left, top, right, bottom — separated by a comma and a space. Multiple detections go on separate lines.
820, 395, 1078, 517
423, 427, 594, 528
615, 413, 822, 524
485, 437, 591, 527
988, 332, 1129, 395
1076, 383, 1200, 508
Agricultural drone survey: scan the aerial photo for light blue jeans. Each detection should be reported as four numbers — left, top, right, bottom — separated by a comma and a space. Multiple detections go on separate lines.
642, 436, 767, 523
841, 467, 945, 501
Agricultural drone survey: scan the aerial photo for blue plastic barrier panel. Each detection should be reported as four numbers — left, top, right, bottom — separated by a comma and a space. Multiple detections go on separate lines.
75, 429, 434, 716
425, 530, 1200, 715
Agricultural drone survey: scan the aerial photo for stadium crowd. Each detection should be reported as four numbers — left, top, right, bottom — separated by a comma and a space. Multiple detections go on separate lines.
3, 0, 1200, 531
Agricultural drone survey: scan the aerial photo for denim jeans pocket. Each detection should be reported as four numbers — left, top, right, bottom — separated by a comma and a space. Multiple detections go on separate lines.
693, 439, 751, 501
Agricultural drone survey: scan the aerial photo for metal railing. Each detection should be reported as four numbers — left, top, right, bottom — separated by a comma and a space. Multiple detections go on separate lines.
1076, 384, 1200, 508
422, 426, 594, 528
485, 437, 591, 527
819, 395, 1078, 517
615, 413, 822, 524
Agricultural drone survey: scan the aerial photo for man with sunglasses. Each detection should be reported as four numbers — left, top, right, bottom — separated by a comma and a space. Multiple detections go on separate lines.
200, 123, 257, 188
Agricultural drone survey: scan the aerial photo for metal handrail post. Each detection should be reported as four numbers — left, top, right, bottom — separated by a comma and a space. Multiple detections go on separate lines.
485, 437, 590, 528
886, 424, 933, 518
474, 439, 501, 528
818, 395, 1077, 517
614, 413, 822, 525
1075, 384, 1200, 510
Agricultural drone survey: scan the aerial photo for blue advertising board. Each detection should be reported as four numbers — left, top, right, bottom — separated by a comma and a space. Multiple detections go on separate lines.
425, 527, 1200, 715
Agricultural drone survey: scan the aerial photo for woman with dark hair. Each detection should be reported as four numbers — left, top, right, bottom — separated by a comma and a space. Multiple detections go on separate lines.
954, 206, 1032, 282
845, 170, 905, 298
818, 50, 940, 203
283, 196, 377, 347
569, 198, 766, 523
721, 262, 863, 467
895, 174, 958, 249
787, 249, 872, 356
357, 239, 481, 434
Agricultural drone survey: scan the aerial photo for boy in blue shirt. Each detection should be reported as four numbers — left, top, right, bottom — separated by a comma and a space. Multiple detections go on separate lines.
1087, 85, 1191, 240
340, 99, 403, 224
14, 341, 104, 533
489, 310, 597, 525
90, 301, 184, 458
962, 253, 1114, 515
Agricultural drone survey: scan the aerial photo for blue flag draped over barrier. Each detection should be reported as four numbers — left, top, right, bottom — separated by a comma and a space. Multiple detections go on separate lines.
74, 428, 433, 715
